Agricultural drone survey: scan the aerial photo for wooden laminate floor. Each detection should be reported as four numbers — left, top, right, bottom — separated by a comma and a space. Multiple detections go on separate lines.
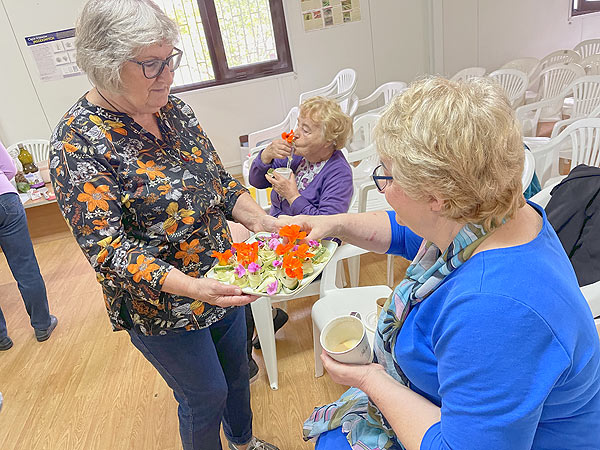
0, 203, 409, 450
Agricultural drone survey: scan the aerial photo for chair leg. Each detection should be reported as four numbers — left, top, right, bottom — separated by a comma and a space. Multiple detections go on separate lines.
387, 254, 394, 287
250, 296, 279, 390
313, 320, 324, 377
348, 255, 360, 287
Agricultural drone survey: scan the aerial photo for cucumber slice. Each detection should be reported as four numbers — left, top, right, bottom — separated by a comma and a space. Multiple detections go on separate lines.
256, 275, 279, 293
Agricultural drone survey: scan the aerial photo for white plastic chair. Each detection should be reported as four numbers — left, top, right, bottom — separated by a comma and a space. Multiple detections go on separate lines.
501, 57, 540, 79
299, 68, 357, 116
528, 50, 583, 92
350, 81, 408, 120
527, 118, 600, 188
528, 63, 585, 104
516, 75, 600, 137
550, 104, 600, 138
574, 39, 600, 59
582, 54, 600, 75
488, 69, 529, 108
450, 66, 486, 82
311, 243, 392, 377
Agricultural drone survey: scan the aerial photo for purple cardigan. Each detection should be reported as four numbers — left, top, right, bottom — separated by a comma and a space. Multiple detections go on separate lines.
249, 149, 353, 217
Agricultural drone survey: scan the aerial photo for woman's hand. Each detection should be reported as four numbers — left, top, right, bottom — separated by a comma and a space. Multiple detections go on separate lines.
193, 277, 259, 307
275, 214, 341, 241
321, 351, 387, 390
268, 171, 300, 204
261, 138, 293, 164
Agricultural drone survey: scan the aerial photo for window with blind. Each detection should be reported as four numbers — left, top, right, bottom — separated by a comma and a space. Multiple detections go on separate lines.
154, 0, 293, 92
572, 0, 600, 16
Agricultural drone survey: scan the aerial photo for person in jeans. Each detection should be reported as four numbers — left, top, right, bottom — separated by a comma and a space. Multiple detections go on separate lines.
0, 141, 57, 351
50, 1, 278, 449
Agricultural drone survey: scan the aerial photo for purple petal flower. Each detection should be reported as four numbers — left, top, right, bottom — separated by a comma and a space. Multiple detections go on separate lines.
309, 240, 319, 247
272, 260, 282, 268
248, 262, 261, 273
292, 245, 299, 251
266, 280, 279, 296
230, 246, 236, 254
257, 240, 265, 248
234, 264, 246, 277
270, 232, 279, 239
268, 238, 280, 250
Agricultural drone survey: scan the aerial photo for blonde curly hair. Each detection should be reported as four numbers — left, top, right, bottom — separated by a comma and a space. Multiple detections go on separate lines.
375, 76, 525, 231
300, 96, 353, 150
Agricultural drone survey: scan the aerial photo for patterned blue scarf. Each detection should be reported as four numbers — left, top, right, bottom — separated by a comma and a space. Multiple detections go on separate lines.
303, 222, 492, 449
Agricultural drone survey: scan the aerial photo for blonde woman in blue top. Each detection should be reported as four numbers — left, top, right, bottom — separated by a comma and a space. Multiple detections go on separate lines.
280, 77, 600, 450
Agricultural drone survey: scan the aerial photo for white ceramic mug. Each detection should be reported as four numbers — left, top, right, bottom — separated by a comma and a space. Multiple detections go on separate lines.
273, 167, 292, 179
320, 312, 372, 364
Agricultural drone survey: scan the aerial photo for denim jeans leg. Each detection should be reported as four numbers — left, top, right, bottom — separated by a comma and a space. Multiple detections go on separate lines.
0, 193, 51, 332
128, 315, 243, 450
210, 306, 253, 446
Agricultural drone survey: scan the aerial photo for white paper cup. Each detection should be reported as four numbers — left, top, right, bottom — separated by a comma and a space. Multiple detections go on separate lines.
320, 314, 372, 364
273, 167, 292, 179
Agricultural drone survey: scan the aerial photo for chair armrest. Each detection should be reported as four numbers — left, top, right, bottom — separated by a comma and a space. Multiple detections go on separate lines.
581, 280, 600, 318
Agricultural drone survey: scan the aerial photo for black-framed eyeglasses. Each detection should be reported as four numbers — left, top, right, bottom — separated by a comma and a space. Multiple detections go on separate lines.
372, 164, 394, 192
129, 48, 183, 79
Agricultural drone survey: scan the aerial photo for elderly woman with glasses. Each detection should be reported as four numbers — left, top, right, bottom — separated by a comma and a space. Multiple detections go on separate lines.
280, 77, 600, 450
49, 1, 278, 449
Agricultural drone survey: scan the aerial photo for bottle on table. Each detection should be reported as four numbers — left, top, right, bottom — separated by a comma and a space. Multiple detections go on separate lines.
16, 143, 44, 188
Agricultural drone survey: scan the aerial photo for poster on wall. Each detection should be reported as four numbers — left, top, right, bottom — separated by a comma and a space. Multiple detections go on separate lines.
301, 0, 361, 32
25, 28, 83, 82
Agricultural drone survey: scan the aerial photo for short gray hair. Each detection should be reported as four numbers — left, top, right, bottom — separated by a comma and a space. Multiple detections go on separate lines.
76, 0, 180, 92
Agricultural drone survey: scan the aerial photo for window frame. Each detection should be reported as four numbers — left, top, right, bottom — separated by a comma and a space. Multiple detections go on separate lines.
172, 0, 293, 93
571, 0, 600, 17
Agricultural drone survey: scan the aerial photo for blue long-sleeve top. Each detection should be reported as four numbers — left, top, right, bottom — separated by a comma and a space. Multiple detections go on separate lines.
248, 149, 353, 217
318, 203, 600, 450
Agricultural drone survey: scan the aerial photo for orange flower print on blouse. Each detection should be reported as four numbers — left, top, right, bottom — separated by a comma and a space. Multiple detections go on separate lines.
136, 160, 166, 180
127, 255, 160, 283
190, 146, 204, 163
175, 239, 202, 266
89, 115, 127, 141
77, 183, 115, 212
163, 202, 195, 235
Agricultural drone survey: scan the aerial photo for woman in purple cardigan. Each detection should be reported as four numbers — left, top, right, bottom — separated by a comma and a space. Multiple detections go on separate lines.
244, 97, 354, 380
249, 96, 354, 217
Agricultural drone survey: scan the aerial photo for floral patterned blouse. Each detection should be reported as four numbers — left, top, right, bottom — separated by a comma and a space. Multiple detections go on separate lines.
50, 94, 247, 336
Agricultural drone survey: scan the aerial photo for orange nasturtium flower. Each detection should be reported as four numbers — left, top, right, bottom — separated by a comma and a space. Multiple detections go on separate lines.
211, 249, 233, 266
282, 253, 304, 280
281, 130, 295, 144
232, 242, 259, 266
275, 242, 295, 256
279, 224, 307, 243
293, 243, 315, 260
127, 255, 160, 283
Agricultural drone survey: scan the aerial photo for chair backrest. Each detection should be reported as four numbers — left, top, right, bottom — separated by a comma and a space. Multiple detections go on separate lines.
570, 75, 600, 118
247, 106, 299, 150
522, 147, 536, 191
450, 66, 486, 82
6, 139, 51, 171
536, 63, 586, 102
356, 81, 407, 113
539, 49, 582, 70
501, 57, 540, 79
347, 112, 380, 153
574, 39, 600, 59
488, 69, 529, 107
532, 118, 600, 186
299, 68, 358, 115
582, 54, 600, 75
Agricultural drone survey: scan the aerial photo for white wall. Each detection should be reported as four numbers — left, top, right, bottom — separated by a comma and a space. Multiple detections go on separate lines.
438, 0, 600, 77
0, 0, 430, 173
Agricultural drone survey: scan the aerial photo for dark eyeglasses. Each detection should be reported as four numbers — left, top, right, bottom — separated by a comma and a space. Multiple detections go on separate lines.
372, 164, 394, 192
129, 48, 183, 79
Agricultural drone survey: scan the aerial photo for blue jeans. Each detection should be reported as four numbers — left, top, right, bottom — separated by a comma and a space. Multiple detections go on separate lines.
128, 306, 253, 450
0, 192, 51, 338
